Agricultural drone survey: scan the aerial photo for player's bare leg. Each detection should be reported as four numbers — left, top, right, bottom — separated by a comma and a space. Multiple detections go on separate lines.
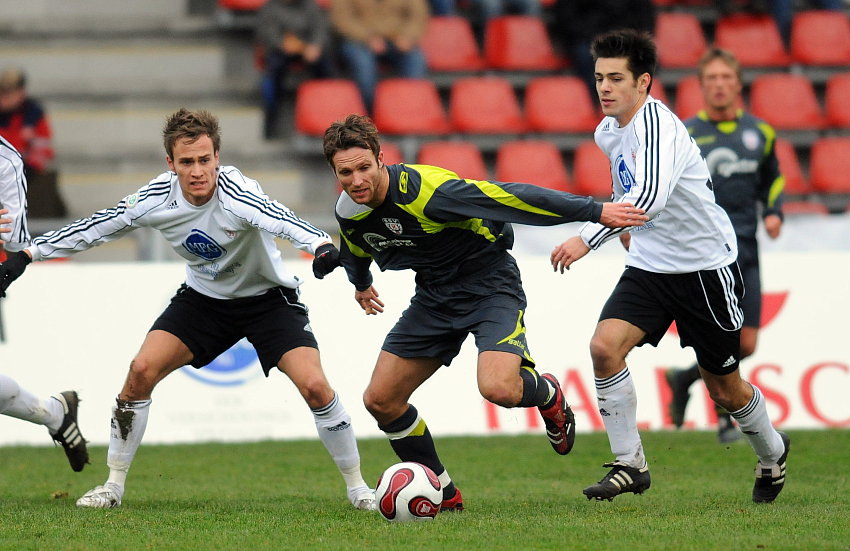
77, 330, 190, 508
278, 346, 375, 511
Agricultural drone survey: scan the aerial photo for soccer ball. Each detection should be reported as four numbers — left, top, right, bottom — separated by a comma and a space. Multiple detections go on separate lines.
375, 462, 442, 522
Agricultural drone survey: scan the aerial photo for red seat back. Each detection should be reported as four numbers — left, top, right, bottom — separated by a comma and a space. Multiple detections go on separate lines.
449, 77, 526, 133
495, 140, 570, 192
525, 76, 598, 133
373, 78, 449, 135
572, 140, 612, 198
749, 73, 824, 130
790, 10, 850, 66
810, 137, 850, 193
715, 14, 789, 67
294, 79, 367, 136
422, 16, 484, 71
774, 139, 809, 195
417, 141, 488, 181
656, 12, 707, 69
825, 72, 850, 128
484, 16, 562, 71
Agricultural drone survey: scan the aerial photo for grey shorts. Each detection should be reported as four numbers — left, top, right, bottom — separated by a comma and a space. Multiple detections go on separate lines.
382, 255, 535, 367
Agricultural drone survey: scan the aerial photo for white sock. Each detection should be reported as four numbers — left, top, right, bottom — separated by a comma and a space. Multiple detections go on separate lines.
595, 367, 646, 468
0, 374, 64, 431
730, 385, 784, 464
105, 397, 151, 489
312, 393, 367, 491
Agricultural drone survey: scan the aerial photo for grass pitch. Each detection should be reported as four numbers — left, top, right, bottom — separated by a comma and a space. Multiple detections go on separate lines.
1, 429, 847, 551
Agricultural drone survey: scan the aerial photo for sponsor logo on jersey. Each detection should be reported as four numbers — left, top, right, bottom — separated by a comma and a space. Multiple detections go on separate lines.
124, 193, 139, 208
602, 121, 611, 131
224, 229, 237, 239
705, 147, 758, 178
616, 155, 635, 192
399, 171, 408, 193
180, 338, 260, 386
362, 232, 416, 252
382, 218, 403, 235
183, 229, 226, 260
166, 200, 179, 210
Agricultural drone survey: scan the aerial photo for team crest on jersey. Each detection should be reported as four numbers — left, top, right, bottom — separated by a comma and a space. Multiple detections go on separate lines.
616, 155, 635, 192
224, 229, 237, 239
124, 193, 139, 208
742, 129, 760, 151
183, 229, 226, 260
382, 218, 403, 235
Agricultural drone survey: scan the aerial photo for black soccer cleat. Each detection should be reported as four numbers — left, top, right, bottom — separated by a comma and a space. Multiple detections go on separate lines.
49, 391, 90, 472
753, 431, 790, 503
583, 461, 651, 501
538, 373, 576, 455
665, 368, 692, 429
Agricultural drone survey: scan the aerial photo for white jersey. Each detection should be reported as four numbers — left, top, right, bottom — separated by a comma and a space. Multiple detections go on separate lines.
28, 166, 330, 299
0, 135, 31, 252
579, 96, 738, 273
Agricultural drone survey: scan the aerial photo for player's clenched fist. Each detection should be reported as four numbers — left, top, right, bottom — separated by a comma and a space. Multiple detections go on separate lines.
312, 242, 341, 279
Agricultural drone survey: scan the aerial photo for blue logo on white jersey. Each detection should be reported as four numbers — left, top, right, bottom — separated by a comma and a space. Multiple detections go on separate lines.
616, 155, 635, 192
181, 338, 260, 386
183, 229, 226, 260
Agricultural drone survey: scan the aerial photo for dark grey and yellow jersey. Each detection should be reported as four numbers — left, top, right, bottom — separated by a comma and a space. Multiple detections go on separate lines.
335, 163, 603, 289
685, 110, 784, 241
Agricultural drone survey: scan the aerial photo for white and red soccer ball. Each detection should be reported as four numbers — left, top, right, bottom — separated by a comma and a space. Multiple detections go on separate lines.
375, 462, 442, 522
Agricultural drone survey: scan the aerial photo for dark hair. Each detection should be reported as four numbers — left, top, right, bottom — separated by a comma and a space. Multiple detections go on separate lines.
697, 47, 742, 83
162, 108, 221, 159
591, 29, 657, 92
322, 114, 381, 167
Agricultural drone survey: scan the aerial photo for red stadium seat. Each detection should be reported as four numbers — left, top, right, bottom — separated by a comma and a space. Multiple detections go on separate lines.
449, 76, 526, 134
380, 142, 404, 165
825, 72, 850, 128
781, 200, 830, 215
524, 76, 598, 133
774, 139, 809, 195
790, 10, 850, 66
810, 137, 850, 193
417, 141, 489, 181
372, 78, 449, 135
294, 79, 366, 136
656, 12, 708, 69
483, 16, 562, 71
674, 75, 704, 121
495, 140, 570, 191
217, 0, 266, 10
572, 140, 612, 198
421, 16, 484, 72
749, 73, 825, 130
715, 14, 790, 67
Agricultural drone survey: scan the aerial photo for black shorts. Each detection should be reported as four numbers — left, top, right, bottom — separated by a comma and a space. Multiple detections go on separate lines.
737, 237, 761, 328
382, 255, 535, 367
599, 264, 744, 375
150, 284, 318, 375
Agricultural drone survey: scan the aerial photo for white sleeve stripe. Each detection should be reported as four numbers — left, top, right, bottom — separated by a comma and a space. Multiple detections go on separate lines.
218, 174, 326, 238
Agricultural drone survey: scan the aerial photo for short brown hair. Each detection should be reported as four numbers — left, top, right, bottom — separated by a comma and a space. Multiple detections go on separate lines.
162, 108, 221, 159
591, 29, 657, 92
697, 47, 742, 83
322, 114, 381, 167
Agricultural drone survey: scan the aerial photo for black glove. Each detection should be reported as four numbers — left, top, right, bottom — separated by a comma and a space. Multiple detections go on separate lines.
0, 250, 32, 297
312, 243, 340, 279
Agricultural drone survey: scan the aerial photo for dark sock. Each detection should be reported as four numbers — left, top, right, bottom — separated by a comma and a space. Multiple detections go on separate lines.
681, 363, 702, 387
379, 405, 447, 487
519, 367, 554, 408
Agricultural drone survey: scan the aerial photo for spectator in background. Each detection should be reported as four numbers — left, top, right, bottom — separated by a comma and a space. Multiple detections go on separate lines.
256, 0, 336, 139
0, 67, 65, 218
330, 0, 429, 113
550, 0, 655, 103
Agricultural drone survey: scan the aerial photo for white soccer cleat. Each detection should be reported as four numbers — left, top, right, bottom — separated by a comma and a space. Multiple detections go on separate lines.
348, 485, 377, 511
76, 483, 124, 509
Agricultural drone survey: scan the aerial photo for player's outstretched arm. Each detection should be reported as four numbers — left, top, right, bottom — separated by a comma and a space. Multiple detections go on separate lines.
598, 202, 648, 228
0, 249, 32, 297
550, 236, 590, 274
354, 286, 384, 315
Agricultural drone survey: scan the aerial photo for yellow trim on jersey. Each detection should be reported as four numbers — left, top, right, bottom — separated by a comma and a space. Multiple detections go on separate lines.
757, 121, 777, 155
497, 310, 534, 362
470, 180, 563, 217
767, 175, 785, 208
340, 232, 372, 258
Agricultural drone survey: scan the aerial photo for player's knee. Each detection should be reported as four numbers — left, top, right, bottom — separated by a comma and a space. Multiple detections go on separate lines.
478, 380, 518, 407
362, 388, 401, 421
589, 335, 618, 368
297, 376, 333, 408
125, 357, 159, 397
